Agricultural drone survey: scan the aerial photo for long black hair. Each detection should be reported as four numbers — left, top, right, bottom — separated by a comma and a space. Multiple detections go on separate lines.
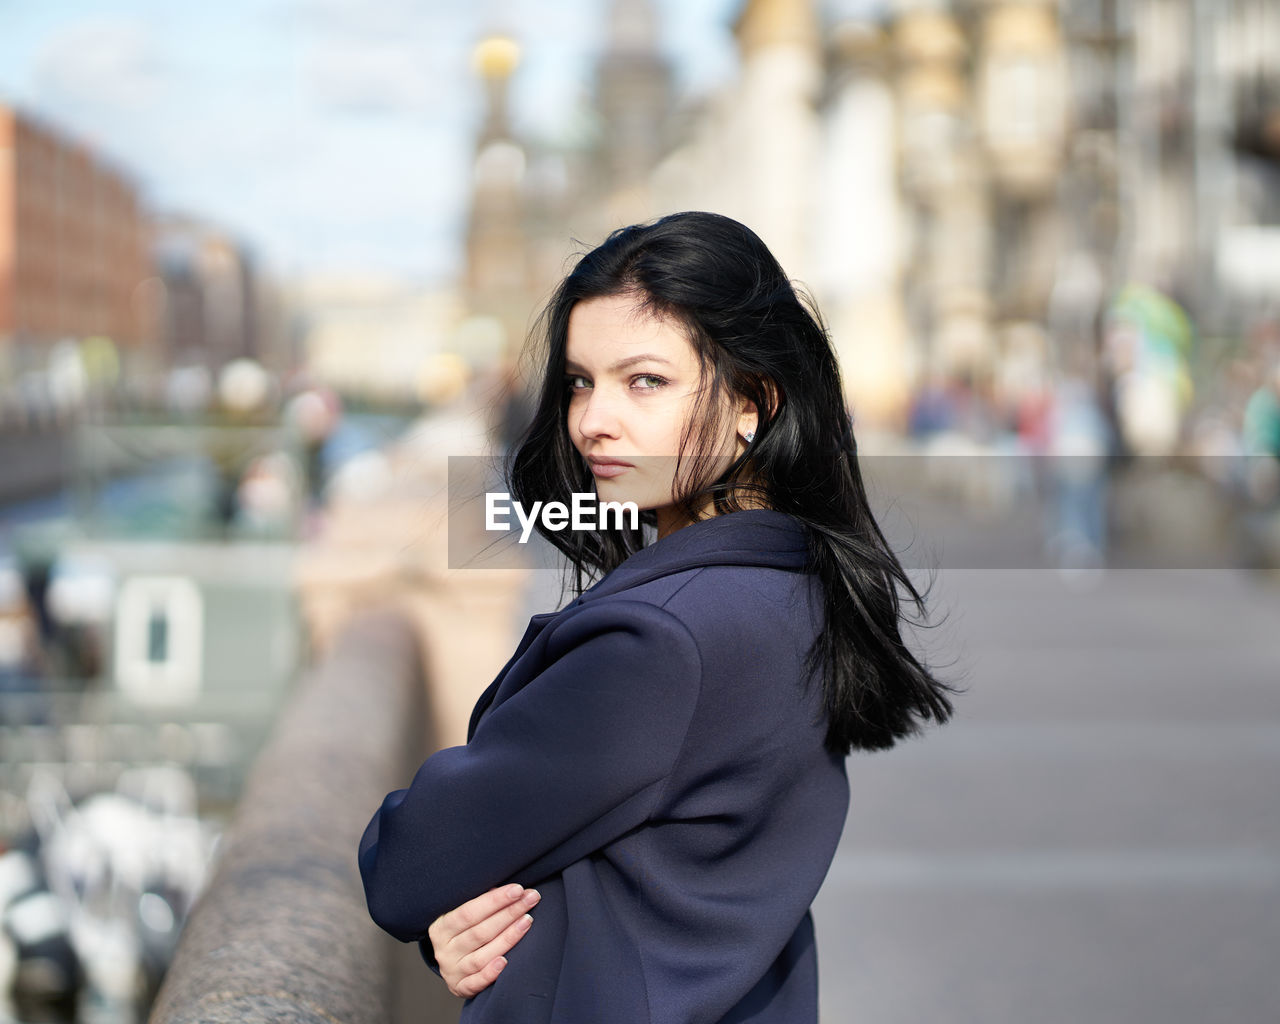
505, 210, 957, 755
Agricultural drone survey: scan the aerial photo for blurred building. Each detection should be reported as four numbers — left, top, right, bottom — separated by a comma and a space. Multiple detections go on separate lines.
882, 0, 1280, 371
465, 35, 535, 357
150, 213, 291, 378
459, 0, 1280, 427
463, 1, 679, 362
887, 0, 1069, 394
463, 0, 919, 422
587, 0, 678, 235
654, 0, 914, 421
0, 104, 152, 394
291, 273, 468, 404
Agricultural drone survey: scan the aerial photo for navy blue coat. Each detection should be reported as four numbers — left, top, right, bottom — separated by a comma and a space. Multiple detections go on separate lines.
358, 508, 851, 1023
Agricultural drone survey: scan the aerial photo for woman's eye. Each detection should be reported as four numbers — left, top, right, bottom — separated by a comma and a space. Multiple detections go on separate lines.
565, 374, 666, 392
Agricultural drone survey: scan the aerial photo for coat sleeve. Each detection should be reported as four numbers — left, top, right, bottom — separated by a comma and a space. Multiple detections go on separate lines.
357, 599, 703, 944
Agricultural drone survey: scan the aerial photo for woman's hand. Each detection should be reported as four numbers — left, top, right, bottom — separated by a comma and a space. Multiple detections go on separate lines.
428, 884, 541, 998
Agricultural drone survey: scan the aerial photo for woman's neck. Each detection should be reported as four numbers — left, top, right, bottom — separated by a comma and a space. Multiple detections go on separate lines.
655, 491, 772, 541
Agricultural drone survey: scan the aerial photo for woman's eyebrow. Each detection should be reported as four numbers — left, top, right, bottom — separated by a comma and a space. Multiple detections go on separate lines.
564, 354, 672, 374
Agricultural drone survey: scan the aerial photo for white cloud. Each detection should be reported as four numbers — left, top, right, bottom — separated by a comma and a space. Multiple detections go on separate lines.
32, 17, 167, 111
305, 41, 445, 113
285, 0, 466, 42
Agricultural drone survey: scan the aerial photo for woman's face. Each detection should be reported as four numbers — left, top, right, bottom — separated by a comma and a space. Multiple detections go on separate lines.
565, 291, 756, 536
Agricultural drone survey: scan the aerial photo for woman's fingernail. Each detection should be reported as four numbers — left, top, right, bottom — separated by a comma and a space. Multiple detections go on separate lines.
522, 888, 540, 906
505, 884, 523, 900
520, 914, 533, 928
495, 956, 507, 971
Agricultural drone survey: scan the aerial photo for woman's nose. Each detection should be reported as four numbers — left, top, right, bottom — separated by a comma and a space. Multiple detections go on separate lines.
577, 389, 622, 440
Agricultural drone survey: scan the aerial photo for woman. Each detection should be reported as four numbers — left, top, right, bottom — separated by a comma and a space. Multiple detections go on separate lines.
358, 211, 957, 1023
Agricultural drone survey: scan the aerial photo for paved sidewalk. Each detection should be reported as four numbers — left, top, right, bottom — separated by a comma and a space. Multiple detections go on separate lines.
815, 508, 1280, 1024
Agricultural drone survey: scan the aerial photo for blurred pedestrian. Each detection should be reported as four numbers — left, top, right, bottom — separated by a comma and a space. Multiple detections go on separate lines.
1239, 360, 1280, 536
1046, 372, 1113, 574
907, 367, 957, 438
0, 560, 47, 694
1242, 361, 1280, 462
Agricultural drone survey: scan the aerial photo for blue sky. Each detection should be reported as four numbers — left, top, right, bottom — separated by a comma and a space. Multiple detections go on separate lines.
0, 0, 878, 285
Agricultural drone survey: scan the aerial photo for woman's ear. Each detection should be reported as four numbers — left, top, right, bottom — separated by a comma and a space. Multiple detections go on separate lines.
736, 395, 759, 440
737, 379, 780, 435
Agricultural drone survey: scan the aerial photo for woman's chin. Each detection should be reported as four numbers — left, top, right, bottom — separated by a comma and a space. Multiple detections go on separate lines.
593, 480, 637, 503
592, 479, 657, 511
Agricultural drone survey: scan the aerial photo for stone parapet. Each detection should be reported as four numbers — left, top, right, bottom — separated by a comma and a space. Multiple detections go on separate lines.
148, 609, 457, 1024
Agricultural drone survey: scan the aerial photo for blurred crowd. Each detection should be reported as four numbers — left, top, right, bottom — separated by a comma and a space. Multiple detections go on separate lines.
900, 289, 1280, 572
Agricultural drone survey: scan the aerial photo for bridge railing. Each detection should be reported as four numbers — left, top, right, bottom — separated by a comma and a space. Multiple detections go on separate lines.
148, 609, 458, 1024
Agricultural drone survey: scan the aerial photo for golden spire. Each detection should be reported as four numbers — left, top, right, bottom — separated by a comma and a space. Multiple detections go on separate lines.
472, 35, 521, 145
472, 35, 521, 80
732, 0, 820, 57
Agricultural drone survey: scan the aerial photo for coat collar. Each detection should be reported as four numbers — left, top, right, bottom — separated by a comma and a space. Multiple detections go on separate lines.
467, 510, 810, 741
578, 508, 810, 603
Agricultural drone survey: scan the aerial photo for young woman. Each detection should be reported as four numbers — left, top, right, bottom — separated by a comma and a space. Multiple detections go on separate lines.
358, 211, 957, 1023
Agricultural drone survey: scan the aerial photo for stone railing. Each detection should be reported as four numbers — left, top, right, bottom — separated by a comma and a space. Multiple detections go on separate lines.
148, 610, 459, 1024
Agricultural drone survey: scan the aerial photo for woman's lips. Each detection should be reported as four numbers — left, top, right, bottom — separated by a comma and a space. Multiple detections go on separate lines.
589, 461, 631, 479
588, 457, 633, 478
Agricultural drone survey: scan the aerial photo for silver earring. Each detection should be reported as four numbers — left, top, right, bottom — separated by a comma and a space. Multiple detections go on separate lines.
743, 431, 755, 444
